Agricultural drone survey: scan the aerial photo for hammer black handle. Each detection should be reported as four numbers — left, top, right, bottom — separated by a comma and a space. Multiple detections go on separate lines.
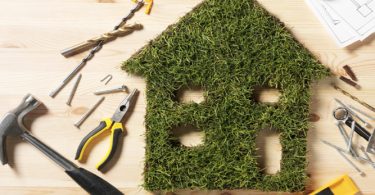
21, 132, 123, 195
66, 167, 123, 195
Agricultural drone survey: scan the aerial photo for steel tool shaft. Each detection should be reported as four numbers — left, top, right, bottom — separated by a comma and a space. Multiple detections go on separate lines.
332, 84, 375, 112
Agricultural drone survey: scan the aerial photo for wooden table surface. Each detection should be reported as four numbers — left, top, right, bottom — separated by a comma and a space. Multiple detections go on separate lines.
1, 0, 375, 194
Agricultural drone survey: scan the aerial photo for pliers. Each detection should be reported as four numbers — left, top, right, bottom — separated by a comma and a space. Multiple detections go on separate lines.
75, 89, 137, 171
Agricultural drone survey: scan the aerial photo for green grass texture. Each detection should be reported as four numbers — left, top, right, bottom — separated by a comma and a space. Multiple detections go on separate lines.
123, 0, 329, 192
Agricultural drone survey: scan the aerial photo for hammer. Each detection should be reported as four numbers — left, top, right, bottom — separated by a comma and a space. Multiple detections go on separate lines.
0, 94, 123, 195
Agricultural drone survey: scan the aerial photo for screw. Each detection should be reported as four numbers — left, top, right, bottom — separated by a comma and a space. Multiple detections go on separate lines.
94, 85, 127, 95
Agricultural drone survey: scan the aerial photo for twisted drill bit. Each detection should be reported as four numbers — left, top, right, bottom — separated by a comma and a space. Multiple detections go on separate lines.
332, 84, 375, 113
61, 23, 143, 57
49, 1, 145, 98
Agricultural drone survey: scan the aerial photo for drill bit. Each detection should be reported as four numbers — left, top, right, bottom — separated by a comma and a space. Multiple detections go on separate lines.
332, 84, 375, 113
61, 23, 143, 57
49, 1, 145, 98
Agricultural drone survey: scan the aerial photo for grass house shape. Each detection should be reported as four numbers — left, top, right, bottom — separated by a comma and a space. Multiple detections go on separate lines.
123, 0, 329, 192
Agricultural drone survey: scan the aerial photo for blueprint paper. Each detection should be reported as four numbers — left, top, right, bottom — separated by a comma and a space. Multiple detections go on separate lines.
306, 0, 359, 47
323, 0, 375, 40
306, 0, 375, 47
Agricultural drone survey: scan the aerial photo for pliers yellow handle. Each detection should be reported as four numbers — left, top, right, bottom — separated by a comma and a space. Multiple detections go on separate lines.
75, 118, 124, 171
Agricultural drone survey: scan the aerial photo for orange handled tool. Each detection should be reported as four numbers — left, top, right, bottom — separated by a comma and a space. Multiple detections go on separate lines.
132, 0, 153, 14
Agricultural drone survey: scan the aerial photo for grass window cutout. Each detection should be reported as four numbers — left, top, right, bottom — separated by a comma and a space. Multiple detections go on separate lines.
253, 86, 282, 105
176, 86, 205, 104
171, 124, 204, 147
255, 128, 282, 175
123, 0, 329, 192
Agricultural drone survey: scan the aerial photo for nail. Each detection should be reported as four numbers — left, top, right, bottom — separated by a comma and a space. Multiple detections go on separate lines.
335, 98, 371, 128
336, 122, 358, 157
349, 105, 375, 121
66, 74, 82, 106
360, 146, 375, 169
347, 121, 355, 152
322, 140, 365, 176
74, 97, 105, 128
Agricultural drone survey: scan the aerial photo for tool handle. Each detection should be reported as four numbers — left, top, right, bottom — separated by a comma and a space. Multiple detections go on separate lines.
20, 132, 123, 194
97, 124, 124, 171
0, 134, 7, 165
345, 118, 371, 141
75, 119, 112, 161
66, 167, 123, 195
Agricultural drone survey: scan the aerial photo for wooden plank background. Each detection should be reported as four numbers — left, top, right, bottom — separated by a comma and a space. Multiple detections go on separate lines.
0, 0, 375, 194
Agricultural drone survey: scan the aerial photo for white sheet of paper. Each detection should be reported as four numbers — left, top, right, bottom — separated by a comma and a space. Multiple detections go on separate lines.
322, 0, 375, 40
305, 0, 359, 47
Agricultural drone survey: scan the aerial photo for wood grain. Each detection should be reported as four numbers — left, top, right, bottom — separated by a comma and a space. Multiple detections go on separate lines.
1, 0, 375, 194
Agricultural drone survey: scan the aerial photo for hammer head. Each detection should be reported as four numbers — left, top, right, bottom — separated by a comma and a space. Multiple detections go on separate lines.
0, 94, 41, 165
